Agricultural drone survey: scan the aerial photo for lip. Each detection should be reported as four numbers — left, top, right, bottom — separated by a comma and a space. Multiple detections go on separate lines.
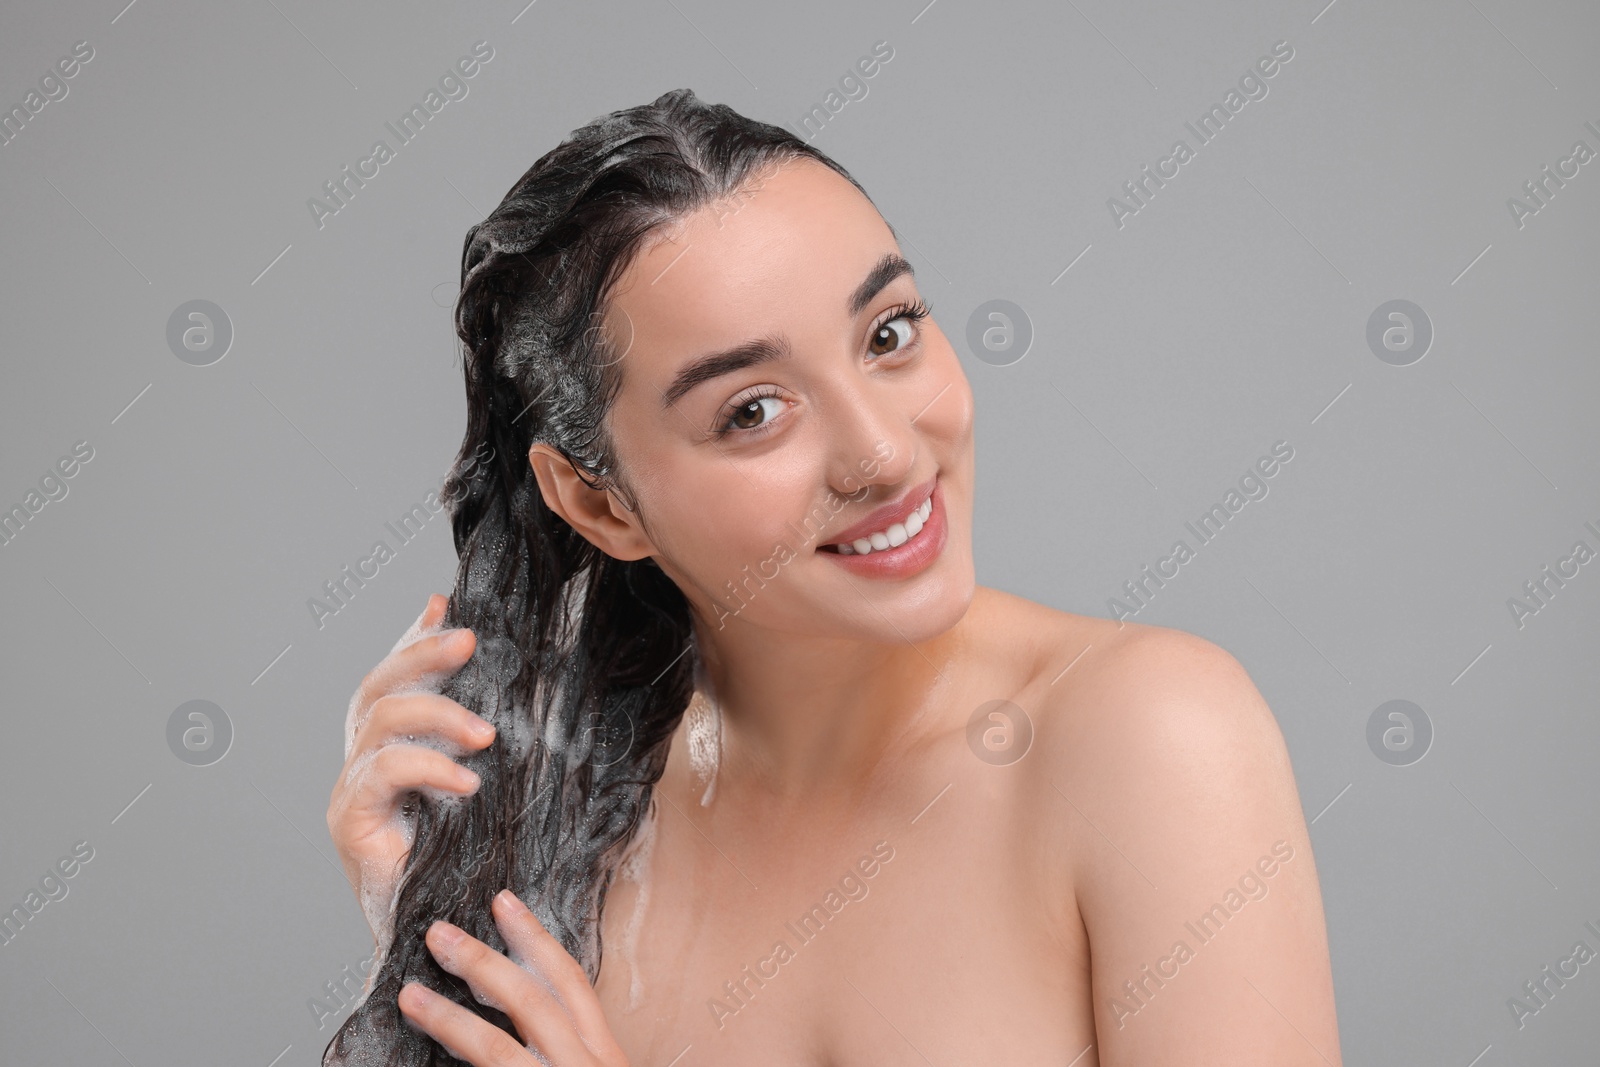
817, 476, 947, 580
819, 474, 938, 548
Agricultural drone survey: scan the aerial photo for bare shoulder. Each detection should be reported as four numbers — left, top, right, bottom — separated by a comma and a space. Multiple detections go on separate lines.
994, 592, 1307, 901
970, 585, 1266, 724
1021, 607, 1287, 787
975, 591, 1340, 1060
960, 586, 1294, 826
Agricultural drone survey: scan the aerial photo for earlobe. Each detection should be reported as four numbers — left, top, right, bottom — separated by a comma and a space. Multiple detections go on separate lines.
527, 443, 656, 562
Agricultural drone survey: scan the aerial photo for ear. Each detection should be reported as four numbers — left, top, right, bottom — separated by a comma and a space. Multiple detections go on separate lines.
527, 443, 656, 562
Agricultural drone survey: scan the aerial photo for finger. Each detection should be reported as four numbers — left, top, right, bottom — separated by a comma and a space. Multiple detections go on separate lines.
355, 691, 497, 759
399, 981, 549, 1067
387, 593, 450, 661
408, 593, 452, 651
347, 628, 478, 753
337, 744, 483, 825
492, 890, 624, 1060
362, 627, 477, 707
422, 921, 594, 1066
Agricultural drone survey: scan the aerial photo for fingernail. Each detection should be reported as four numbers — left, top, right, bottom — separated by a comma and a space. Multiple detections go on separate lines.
457, 766, 481, 788
430, 920, 464, 946
403, 979, 441, 1017
470, 717, 496, 740
494, 889, 519, 911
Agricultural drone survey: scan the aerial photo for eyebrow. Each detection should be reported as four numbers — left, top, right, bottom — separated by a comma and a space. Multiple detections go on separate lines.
660, 252, 917, 409
660, 335, 790, 409
849, 252, 915, 318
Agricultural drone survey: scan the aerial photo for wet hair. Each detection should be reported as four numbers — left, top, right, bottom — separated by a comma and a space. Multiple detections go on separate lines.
324, 89, 869, 1064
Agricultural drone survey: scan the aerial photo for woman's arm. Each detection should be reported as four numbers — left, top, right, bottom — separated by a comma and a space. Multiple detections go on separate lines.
1043, 626, 1342, 1065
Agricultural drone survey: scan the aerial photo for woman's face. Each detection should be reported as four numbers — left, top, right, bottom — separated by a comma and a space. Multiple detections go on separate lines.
598, 157, 976, 645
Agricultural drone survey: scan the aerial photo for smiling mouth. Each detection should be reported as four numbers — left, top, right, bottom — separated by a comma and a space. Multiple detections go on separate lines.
817, 488, 936, 556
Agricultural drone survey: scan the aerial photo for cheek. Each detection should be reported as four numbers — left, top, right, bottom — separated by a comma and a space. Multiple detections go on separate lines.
640, 464, 811, 579
922, 341, 976, 445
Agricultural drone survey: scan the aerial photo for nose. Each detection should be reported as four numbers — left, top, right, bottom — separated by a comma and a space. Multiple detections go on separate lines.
823, 373, 920, 502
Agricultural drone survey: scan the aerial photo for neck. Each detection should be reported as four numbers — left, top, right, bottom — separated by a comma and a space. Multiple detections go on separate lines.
684, 595, 978, 802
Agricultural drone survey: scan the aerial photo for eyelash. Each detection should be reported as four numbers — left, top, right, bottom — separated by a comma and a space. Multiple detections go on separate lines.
712, 300, 933, 439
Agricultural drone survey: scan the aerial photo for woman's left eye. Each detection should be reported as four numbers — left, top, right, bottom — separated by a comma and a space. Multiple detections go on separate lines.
868, 316, 915, 357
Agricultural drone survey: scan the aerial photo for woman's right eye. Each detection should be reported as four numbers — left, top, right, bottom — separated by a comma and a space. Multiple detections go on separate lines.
717, 390, 788, 437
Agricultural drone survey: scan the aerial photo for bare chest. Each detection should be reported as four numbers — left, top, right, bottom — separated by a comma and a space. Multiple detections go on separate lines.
592, 757, 1097, 1067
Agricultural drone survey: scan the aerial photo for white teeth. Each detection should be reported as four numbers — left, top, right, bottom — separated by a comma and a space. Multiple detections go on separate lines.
832, 494, 934, 557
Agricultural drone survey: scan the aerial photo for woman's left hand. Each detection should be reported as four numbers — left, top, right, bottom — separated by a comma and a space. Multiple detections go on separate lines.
399, 888, 630, 1066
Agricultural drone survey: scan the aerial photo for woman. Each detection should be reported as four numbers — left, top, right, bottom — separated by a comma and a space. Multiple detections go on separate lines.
325, 88, 1342, 1065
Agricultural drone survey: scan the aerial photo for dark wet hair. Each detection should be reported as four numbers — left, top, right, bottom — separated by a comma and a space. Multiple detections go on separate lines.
324, 88, 869, 1064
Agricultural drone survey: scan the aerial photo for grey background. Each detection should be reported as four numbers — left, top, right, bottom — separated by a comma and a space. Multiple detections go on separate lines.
1, 0, 1596, 1063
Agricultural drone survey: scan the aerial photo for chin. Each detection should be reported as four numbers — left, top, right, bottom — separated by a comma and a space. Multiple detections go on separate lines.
838, 533, 977, 646
901, 576, 977, 645
827, 471, 976, 643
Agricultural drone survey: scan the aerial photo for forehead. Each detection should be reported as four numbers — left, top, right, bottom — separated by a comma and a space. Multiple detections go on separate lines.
602, 159, 895, 377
